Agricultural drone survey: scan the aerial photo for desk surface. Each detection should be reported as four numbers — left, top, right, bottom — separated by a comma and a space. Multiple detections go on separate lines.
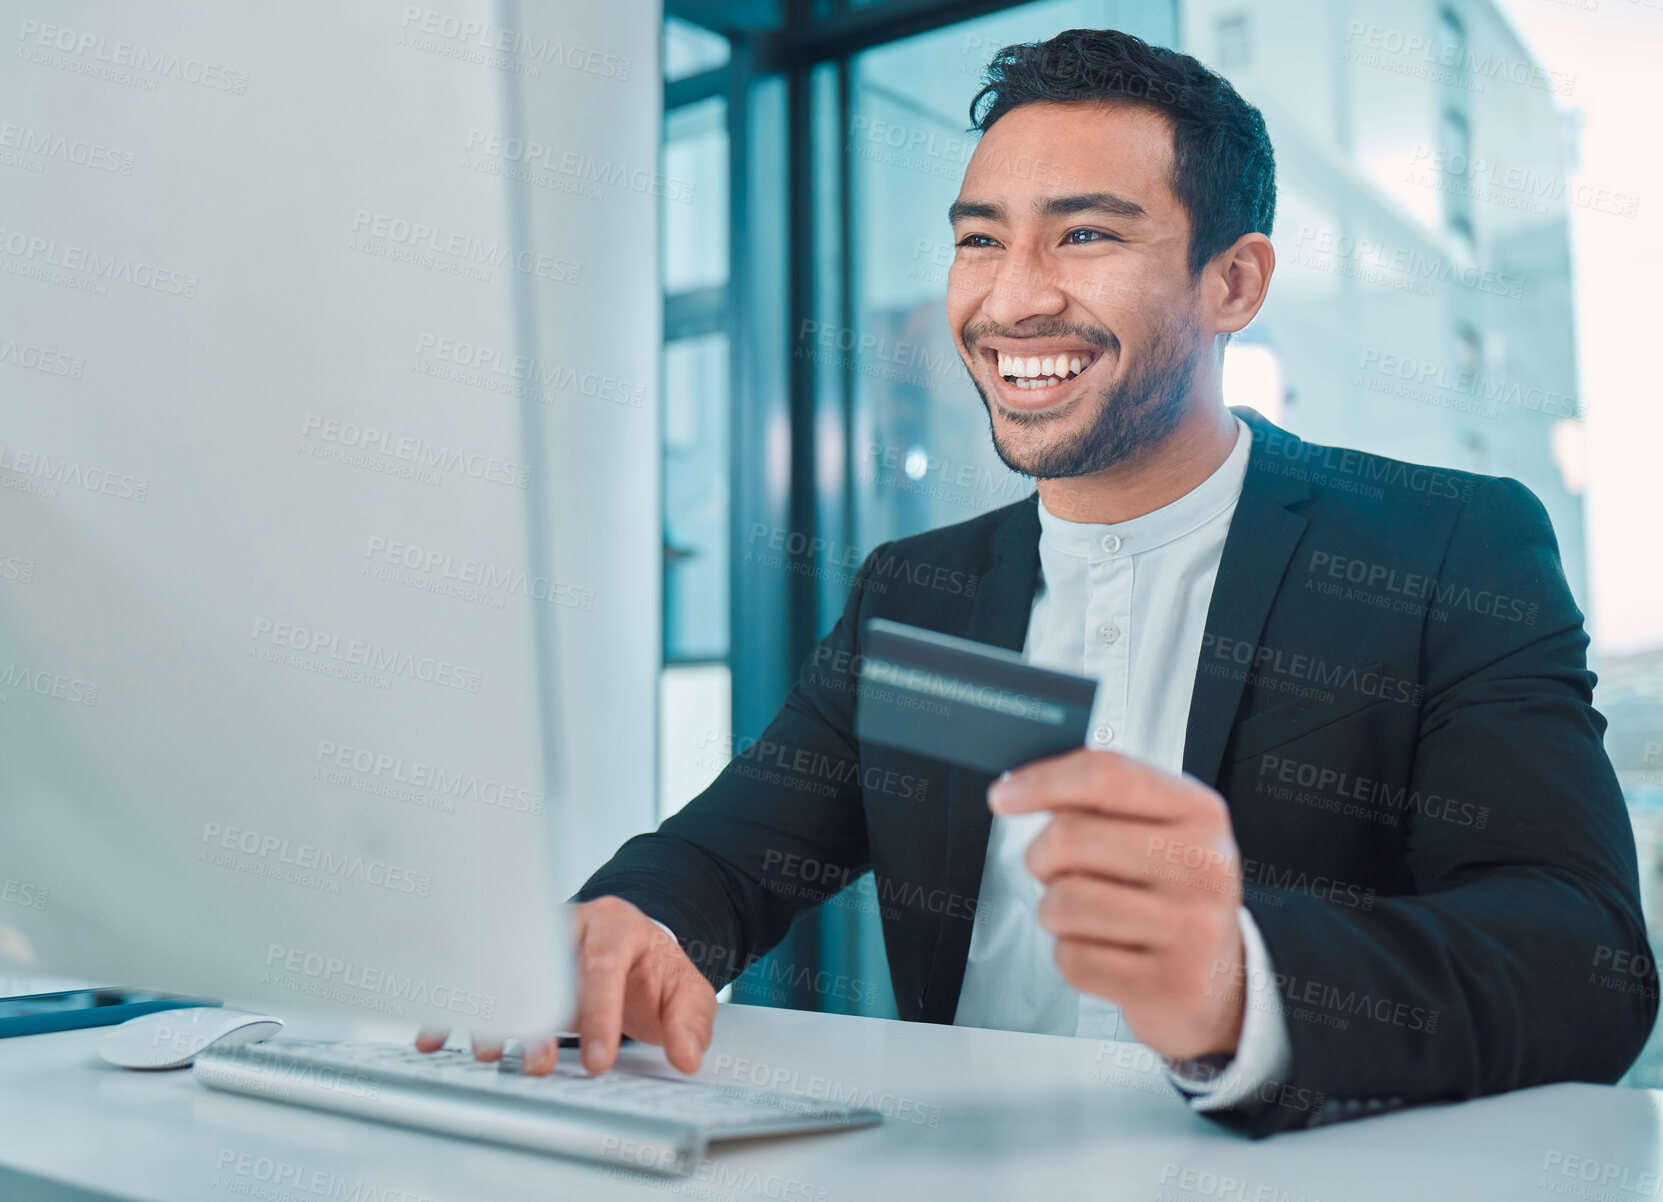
1, 1001, 1659, 1202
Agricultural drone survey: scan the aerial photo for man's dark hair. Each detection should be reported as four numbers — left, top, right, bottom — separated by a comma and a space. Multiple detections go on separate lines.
969, 28, 1276, 278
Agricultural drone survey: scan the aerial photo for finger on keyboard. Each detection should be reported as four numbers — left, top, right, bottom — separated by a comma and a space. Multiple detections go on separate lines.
414, 1027, 449, 1053
661, 976, 714, 1074
471, 1034, 504, 1062
575, 907, 639, 1075
520, 1036, 559, 1075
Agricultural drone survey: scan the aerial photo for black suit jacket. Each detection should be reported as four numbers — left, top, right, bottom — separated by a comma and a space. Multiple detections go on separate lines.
579, 407, 1656, 1135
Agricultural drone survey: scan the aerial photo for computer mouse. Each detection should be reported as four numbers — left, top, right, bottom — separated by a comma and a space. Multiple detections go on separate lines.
98, 1006, 284, 1070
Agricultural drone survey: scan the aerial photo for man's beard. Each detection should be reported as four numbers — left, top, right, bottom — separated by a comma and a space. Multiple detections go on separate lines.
969, 309, 1201, 480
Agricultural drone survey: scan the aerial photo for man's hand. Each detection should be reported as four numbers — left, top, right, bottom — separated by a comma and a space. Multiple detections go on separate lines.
413, 895, 716, 1077
988, 748, 1246, 1061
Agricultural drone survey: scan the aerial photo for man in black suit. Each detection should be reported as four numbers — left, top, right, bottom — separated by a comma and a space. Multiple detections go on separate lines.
423, 29, 1657, 1133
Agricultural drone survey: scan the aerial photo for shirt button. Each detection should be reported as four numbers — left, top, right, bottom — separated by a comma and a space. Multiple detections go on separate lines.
1100, 533, 1122, 553
1098, 624, 1120, 644
1093, 725, 1114, 745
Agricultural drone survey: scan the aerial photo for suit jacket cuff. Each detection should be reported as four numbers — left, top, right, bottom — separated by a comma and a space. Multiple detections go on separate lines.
1165, 906, 1292, 1112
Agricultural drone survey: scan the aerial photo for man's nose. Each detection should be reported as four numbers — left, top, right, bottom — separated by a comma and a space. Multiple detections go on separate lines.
980, 252, 1067, 328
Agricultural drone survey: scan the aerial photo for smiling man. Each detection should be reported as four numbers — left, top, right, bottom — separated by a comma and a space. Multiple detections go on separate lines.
949, 101, 1231, 498
427, 27, 1656, 1135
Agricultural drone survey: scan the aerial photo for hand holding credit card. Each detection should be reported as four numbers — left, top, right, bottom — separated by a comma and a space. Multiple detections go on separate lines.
854, 618, 1098, 775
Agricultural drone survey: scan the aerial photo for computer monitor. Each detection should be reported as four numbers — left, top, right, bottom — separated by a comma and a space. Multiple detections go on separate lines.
0, 431, 579, 1034
0, 0, 666, 1041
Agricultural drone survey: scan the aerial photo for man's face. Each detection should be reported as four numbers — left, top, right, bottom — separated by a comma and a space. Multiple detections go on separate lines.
946, 101, 1205, 479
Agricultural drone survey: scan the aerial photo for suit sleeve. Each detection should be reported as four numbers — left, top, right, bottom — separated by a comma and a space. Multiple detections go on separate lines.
1223, 476, 1657, 1136
574, 544, 891, 989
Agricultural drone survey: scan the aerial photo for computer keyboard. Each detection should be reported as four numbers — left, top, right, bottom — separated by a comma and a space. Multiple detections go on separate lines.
193, 1038, 882, 1175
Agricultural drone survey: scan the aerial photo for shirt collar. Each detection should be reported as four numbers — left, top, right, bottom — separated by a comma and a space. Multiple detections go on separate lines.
1036, 415, 1252, 562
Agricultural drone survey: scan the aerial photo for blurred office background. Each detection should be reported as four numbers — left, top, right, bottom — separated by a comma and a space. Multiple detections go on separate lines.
654, 0, 1663, 1080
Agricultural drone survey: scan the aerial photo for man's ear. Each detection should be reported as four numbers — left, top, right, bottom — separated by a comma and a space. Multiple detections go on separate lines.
1208, 233, 1275, 339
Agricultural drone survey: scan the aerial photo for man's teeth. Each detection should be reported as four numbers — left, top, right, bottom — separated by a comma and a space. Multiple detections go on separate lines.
995, 350, 1094, 388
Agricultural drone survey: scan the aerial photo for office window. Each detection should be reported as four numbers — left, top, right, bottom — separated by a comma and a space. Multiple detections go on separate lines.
663, 333, 730, 663
1437, 5, 1468, 76
658, 664, 732, 820
664, 99, 730, 297
1215, 13, 1251, 70
1349, 15, 1443, 232
664, 15, 730, 82
1440, 107, 1475, 248
1455, 323, 1482, 377
662, 92, 732, 666
660, 19, 734, 820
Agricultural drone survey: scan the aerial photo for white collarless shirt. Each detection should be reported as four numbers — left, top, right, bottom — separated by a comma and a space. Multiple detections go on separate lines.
952, 416, 1290, 1110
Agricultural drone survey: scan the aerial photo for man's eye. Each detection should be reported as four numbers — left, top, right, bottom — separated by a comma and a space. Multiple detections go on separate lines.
1066, 228, 1117, 244
955, 234, 998, 248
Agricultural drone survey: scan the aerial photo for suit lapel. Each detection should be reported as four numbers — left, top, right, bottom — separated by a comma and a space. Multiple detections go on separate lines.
1181, 408, 1313, 789
920, 492, 1041, 1022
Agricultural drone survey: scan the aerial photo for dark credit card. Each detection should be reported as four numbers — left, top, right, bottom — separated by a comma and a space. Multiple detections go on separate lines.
855, 618, 1097, 776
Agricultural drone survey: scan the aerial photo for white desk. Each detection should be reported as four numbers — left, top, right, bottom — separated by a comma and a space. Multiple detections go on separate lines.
1, 1001, 1659, 1202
